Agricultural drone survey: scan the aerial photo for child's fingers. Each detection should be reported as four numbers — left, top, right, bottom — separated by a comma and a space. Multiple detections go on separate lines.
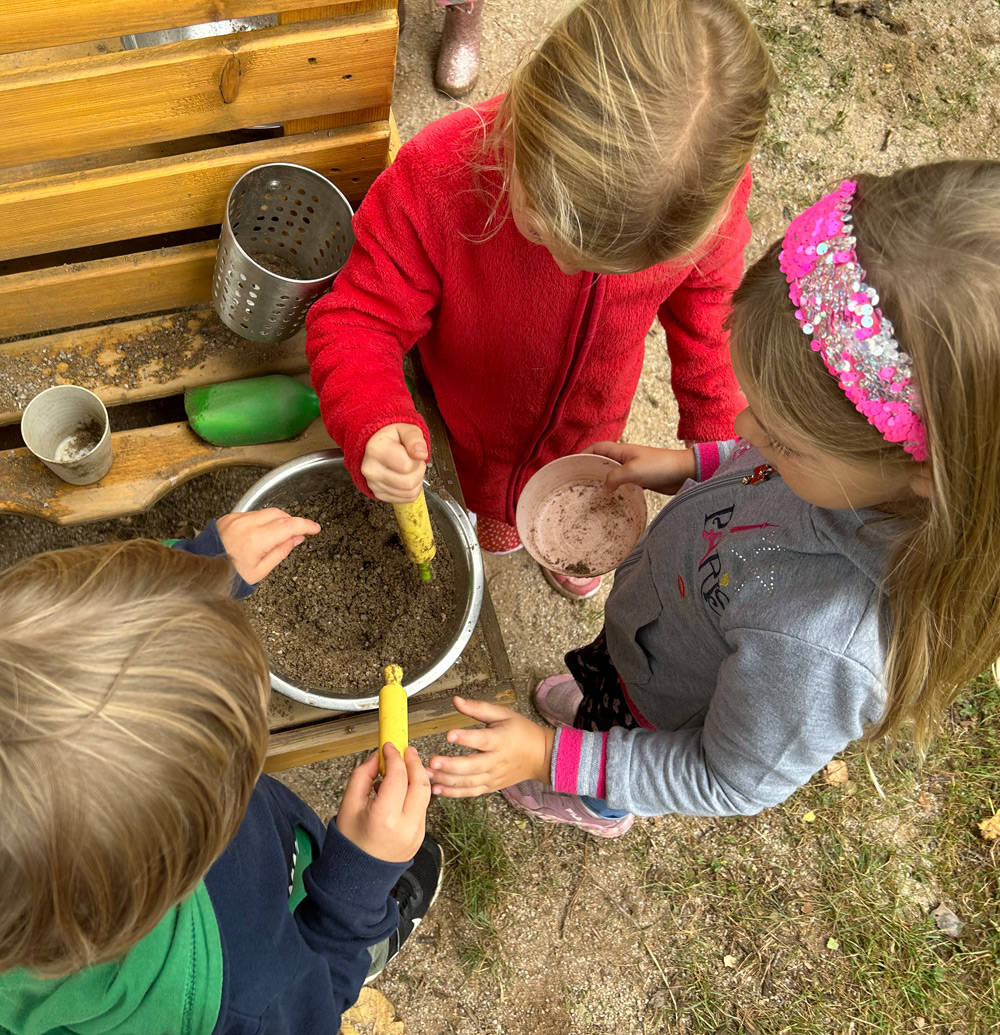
372, 743, 408, 811
400, 746, 432, 815
340, 752, 381, 810
371, 466, 426, 496
396, 423, 429, 462
428, 750, 492, 776
252, 516, 322, 553
602, 466, 634, 494
440, 726, 494, 753
585, 440, 627, 461
248, 537, 307, 581
431, 780, 490, 799
450, 695, 517, 726
268, 515, 322, 538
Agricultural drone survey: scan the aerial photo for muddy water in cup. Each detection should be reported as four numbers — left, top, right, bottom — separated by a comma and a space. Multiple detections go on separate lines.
533, 479, 637, 575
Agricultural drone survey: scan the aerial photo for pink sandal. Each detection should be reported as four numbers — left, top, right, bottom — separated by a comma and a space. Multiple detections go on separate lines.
534, 675, 583, 727
541, 566, 602, 600
500, 781, 634, 838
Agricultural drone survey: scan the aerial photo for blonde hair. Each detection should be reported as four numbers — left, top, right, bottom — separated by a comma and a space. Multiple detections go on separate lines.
0, 540, 271, 975
483, 0, 777, 272
728, 160, 1000, 751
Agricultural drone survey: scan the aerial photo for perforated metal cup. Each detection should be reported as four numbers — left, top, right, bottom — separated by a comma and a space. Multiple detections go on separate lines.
212, 163, 355, 343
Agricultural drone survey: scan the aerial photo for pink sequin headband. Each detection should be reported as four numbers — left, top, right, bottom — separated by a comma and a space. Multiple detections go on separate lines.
778, 180, 927, 461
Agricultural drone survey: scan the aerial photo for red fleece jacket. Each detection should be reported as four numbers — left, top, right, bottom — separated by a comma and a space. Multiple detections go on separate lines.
306, 100, 751, 525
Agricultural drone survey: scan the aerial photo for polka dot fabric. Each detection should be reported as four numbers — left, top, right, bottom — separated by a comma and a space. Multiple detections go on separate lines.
476, 515, 523, 554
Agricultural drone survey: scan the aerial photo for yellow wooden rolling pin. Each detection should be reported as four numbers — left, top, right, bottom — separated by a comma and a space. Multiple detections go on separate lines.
378, 664, 409, 777
392, 491, 436, 581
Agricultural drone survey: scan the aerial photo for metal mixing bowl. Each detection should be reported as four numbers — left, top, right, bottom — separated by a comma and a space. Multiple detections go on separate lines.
235, 449, 484, 711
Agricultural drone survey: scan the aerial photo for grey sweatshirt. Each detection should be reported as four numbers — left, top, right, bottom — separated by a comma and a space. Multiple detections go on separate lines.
550, 440, 894, 817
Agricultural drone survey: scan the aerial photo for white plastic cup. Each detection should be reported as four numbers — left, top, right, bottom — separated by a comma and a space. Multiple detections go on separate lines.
20, 385, 113, 485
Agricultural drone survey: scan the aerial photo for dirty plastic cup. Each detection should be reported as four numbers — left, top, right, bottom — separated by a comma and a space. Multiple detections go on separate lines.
20, 385, 113, 485
515, 454, 648, 577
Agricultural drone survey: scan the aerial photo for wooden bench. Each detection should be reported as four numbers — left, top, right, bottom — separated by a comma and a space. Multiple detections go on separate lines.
0, 0, 514, 769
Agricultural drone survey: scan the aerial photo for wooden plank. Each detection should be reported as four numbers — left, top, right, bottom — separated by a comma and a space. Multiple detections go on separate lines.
278, 2, 395, 134
264, 686, 516, 771
0, 309, 309, 426
0, 1, 370, 54
0, 243, 216, 339
267, 665, 479, 730
0, 13, 396, 167
0, 38, 123, 72
0, 122, 388, 261
0, 420, 338, 525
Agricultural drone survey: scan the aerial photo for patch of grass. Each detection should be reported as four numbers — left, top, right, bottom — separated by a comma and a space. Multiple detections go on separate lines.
580, 601, 605, 631
807, 108, 847, 138
435, 797, 515, 977
631, 678, 1000, 1033
753, 17, 822, 82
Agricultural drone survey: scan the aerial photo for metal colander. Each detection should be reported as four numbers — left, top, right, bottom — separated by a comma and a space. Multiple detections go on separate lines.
212, 163, 355, 343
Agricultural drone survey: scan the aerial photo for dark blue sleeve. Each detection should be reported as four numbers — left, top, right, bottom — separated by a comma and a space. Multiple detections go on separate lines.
167, 518, 255, 599
206, 777, 408, 1035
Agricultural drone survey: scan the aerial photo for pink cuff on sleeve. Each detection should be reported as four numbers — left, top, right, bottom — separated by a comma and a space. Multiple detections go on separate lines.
694, 441, 721, 482
552, 727, 610, 799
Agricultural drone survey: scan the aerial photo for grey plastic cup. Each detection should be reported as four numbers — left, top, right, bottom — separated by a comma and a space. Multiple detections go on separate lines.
20, 385, 113, 485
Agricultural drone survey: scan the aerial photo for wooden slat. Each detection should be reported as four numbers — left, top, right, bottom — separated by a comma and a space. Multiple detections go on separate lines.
0, 122, 388, 262
279, 2, 395, 134
265, 687, 516, 771
0, 309, 309, 426
0, 420, 337, 525
0, 13, 396, 167
0, 38, 123, 72
0, 1, 371, 54
0, 243, 216, 339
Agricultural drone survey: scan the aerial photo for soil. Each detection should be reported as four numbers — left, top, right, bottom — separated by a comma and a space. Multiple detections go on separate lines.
248, 252, 305, 280
246, 484, 459, 692
57, 416, 104, 460
0, 311, 275, 414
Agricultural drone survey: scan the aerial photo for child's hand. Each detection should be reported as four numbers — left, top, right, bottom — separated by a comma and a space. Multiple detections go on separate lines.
361, 423, 428, 503
216, 508, 321, 584
336, 745, 430, 863
587, 441, 696, 496
426, 697, 555, 797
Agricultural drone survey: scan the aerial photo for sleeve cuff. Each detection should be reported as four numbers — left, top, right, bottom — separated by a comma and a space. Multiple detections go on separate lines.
692, 440, 739, 482
551, 727, 610, 799
166, 518, 255, 599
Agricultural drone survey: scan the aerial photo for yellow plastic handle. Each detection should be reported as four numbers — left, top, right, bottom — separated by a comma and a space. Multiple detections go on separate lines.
378, 664, 408, 777
392, 491, 436, 581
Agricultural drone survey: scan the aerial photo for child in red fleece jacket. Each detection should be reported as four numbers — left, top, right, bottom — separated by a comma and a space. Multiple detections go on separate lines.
306, 0, 777, 599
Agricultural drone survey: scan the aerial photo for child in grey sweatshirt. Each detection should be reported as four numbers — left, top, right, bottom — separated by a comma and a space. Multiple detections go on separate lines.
423, 161, 1000, 837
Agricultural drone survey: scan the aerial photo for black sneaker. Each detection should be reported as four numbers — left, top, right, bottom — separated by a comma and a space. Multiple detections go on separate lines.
364, 833, 443, 984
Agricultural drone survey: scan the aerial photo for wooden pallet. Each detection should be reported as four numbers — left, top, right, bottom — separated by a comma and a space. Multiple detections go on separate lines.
0, 0, 515, 768
0, 0, 398, 515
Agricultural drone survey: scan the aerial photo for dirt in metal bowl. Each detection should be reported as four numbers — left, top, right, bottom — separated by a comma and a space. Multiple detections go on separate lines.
235, 450, 484, 711
515, 454, 648, 577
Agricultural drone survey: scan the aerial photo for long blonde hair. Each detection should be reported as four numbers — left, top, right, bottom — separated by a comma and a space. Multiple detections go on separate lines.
729, 161, 1000, 750
0, 540, 271, 975
483, 0, 777, 272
